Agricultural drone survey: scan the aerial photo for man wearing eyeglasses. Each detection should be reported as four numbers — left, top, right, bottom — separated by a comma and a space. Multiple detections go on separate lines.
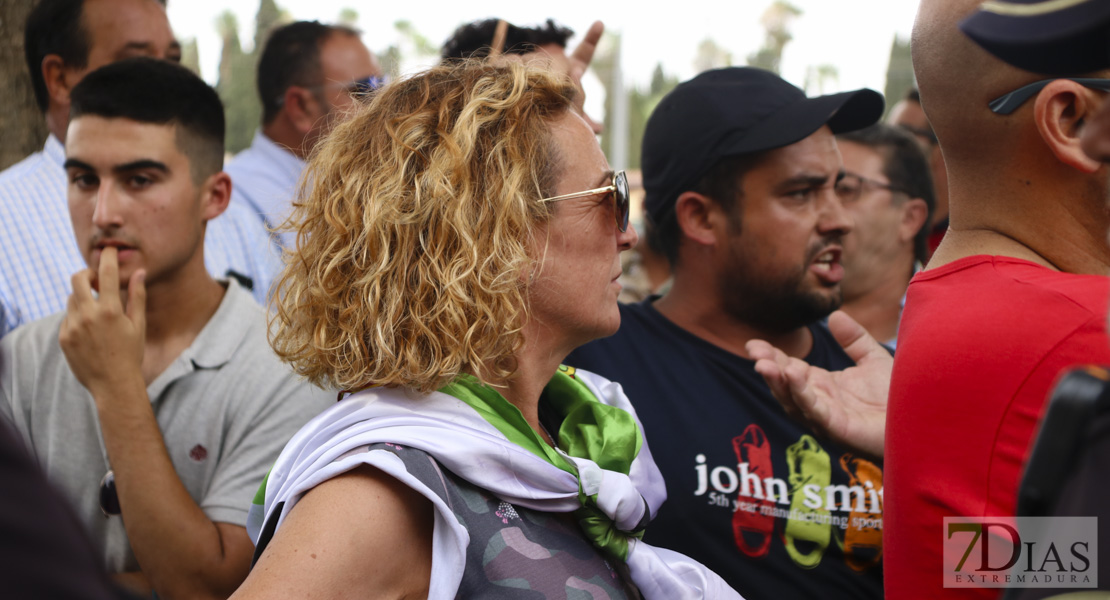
887, 88, 950, 259
835, 124, 933, 348
568, 67, 885, 599
225, 21, 383, 249
747, 1, 1110, 598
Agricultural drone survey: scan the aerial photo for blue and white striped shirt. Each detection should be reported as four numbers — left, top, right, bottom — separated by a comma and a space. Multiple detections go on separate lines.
225, 131, 305, 250
0, 135, 282, 338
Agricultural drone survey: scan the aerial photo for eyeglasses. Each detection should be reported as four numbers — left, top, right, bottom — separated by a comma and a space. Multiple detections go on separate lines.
989, 78, 1110, 115
276, 75, 386, 107
307, 75, 386, 97
539, 170, 630, 232
330, 75, 386, 97
99, 469, 120, 516
834, 173, 906, 203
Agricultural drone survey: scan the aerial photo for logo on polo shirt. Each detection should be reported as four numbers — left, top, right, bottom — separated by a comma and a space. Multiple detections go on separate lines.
189, 444, 208, 462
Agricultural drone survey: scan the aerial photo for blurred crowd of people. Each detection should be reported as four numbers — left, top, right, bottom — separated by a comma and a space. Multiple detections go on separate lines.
2, 0, 1109, 599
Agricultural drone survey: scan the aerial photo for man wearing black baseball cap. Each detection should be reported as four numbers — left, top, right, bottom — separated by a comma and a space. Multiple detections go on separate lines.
568, 66, 885, 599
747, 1, 1110, 598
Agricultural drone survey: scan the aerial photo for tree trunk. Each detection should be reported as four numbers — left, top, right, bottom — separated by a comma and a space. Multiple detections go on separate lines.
0, 0, 48, 171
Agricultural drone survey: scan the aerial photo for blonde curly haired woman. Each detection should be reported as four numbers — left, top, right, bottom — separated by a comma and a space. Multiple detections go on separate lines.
231, 61, 742, 599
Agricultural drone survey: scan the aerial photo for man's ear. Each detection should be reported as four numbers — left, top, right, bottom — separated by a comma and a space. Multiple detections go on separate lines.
1033, 79, 1104, 174
898, 197, 929, 243
282, 86, 320, 136
674, 191, 726, 247
42, 54, 75, 108
199, 172, 232, 222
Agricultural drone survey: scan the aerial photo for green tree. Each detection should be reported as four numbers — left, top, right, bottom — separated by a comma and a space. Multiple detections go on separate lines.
215, 11, 241, 97
625, 65, 679, 170
254, 0, 282, 52
883, 35, 914, 119
0, 0, 47, 170
179, 38, 201, 77
694, 38, 732, 74
649, 63, 668, 96
216, 0, 288, 154
378, 45, 403, 80
595, 31, 678, 171
379, 19, 439, 78
746, 1, 803, 74
593, 32, 618, 163
338, 8, 358, 27
395, 20, 437, 55
215, 11, 258, 153
804, 64, 839, 95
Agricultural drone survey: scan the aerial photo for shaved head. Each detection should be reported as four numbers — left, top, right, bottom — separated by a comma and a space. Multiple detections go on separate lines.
912, 0, 1038, 170
912, 0, 1110, 274
914, 0, 1110, 168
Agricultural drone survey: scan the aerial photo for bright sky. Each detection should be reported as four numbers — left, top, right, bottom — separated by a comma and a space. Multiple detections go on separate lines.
168, 0, 922, 101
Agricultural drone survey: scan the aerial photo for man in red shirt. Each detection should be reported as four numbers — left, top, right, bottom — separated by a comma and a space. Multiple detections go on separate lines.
747, 0, 1110, 598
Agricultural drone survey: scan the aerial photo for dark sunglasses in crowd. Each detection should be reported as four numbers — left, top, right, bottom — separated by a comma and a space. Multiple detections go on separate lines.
275, 74, 387, 108
989, 77, 1110, 115
338, 74, 386, 97
539, 170, 631, 232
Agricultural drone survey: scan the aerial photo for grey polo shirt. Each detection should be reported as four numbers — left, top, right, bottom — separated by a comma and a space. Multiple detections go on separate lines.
0, 280, 333, 572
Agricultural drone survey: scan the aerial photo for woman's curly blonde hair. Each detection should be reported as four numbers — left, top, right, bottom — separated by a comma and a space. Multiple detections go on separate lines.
270, 60, 577, 393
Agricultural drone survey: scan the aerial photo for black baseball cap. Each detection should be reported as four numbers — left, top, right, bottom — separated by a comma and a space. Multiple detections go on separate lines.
641, 66, 884, 225
960, 0, 1110, 74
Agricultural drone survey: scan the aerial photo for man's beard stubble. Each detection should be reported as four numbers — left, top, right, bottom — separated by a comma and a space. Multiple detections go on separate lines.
719, 238, 844, 335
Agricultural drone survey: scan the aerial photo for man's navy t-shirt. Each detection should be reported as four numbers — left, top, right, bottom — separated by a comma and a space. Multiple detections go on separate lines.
567, 300, 883, 600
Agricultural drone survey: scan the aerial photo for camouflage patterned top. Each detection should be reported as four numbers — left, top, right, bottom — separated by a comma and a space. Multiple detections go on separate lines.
370, 441, 639, 599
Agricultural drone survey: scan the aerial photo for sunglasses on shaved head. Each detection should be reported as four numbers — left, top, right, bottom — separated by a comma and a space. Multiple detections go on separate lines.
989, 77, 1110, 115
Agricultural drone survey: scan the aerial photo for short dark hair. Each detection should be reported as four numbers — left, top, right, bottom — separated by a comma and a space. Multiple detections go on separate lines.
24, 0, 89, 112
257, 21, 360, 125
837, 123, 936, 263
904, 87, 921, 103
69, 57, 225, 182
23, 0, 168, 113
647, 153, 762, 266
441, 18, 574, 60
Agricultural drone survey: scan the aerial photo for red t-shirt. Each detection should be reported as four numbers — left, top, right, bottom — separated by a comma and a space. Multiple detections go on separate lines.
883, 256, 1110, 599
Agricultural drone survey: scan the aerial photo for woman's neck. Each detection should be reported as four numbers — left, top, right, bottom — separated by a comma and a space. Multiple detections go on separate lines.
492, 322, 574, 447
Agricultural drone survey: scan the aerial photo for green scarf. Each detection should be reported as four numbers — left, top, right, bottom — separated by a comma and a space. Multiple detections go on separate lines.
438, 365, 645, 560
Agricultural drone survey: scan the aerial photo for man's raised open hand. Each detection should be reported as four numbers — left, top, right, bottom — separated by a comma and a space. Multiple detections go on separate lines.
746, 310, 891, 460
